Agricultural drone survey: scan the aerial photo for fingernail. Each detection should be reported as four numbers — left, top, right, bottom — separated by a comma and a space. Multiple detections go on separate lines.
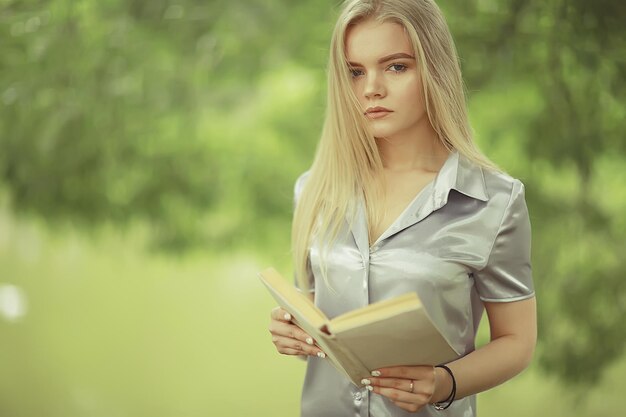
361, 378, 371, 385
317, 352, 326, 358
284, 313, 291, 321
366, 385, 373, 391
306, 337, 314, 345
371, 370, 381, 377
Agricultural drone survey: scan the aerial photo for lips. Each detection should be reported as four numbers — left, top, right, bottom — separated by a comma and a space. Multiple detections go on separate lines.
365, 106, 392, 119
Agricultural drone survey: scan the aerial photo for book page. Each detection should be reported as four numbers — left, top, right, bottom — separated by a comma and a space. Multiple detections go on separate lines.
329, 292, 420, 331
333, 308, 458, 370
313, 331, 371, 386
258, 268, 328, 331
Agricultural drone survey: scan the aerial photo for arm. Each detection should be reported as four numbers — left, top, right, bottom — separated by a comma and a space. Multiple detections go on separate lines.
432, 296, 537, 402
436, 179, 536, 401
365, 297, 536, 412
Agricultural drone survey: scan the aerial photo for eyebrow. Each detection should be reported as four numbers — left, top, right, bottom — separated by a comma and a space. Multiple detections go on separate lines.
347, 52, 415, 67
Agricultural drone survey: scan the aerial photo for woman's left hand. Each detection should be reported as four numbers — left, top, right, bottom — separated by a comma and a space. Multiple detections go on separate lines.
362, 365, 442, 413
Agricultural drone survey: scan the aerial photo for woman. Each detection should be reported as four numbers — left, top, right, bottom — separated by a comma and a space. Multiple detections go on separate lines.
268, 0, 536, 415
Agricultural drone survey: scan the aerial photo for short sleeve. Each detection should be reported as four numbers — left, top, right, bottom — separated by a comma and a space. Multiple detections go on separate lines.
293, 172, 315, 294
474, 180, 534, 302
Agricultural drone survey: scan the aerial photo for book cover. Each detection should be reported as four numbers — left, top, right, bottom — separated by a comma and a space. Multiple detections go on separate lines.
259, 267, 458, 386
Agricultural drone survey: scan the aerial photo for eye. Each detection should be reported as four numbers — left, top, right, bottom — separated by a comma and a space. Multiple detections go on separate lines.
349, 68, 364, 78
388, 63, 407, 73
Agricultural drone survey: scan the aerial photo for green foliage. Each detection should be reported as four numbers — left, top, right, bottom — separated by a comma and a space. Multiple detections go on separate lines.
1, 0, 625, 389
454, 0, 626, 385
0, 0, 332, 250
1, 217, 625, 417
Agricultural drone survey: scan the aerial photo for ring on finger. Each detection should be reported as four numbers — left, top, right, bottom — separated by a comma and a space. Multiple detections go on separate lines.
409, 380, 414, 393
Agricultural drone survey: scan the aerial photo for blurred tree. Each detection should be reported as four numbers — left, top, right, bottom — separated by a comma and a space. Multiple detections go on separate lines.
1, 0, 625, 387
0, 0, 332, 250
449, 0, 626, 386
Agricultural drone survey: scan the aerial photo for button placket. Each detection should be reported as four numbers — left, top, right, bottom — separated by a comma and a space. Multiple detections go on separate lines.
352, 388, 367, 408
357, 387, 369, 416
362, 247, 371, 304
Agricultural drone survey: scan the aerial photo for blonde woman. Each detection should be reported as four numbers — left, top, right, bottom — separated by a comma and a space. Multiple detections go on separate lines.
268, 0, 536, 415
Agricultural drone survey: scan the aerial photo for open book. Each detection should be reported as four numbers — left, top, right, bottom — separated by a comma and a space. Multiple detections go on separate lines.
259, 267, 459, 386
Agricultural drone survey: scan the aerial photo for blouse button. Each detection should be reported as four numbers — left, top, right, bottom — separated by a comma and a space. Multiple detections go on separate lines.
353, 391, 362, 401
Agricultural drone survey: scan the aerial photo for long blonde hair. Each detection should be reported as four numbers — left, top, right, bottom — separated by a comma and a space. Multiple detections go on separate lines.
292, 0, 497, 290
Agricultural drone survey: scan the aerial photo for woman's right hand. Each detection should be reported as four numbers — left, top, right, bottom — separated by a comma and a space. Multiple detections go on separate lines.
269, 306, 326, 358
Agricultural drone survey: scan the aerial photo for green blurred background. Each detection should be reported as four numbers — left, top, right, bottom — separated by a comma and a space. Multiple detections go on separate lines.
1, 0, 625, 416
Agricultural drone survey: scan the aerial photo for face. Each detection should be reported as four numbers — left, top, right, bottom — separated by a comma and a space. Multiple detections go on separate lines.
345, 19, 427, 140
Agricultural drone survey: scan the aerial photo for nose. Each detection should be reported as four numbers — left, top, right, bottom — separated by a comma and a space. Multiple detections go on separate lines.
363, 71, 386, 99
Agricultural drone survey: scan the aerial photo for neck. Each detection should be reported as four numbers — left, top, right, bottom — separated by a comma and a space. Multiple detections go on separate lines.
376, 121, 449, 173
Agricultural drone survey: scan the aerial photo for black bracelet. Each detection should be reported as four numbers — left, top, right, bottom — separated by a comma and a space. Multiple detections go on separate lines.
433, 364, 456, 410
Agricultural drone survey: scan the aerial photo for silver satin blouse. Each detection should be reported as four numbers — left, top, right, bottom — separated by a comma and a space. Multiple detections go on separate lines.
294, 151, 534, 417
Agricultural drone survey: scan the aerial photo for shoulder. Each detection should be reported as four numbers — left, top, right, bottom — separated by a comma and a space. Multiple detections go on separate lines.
482, 168, 527, 209
455, 153, 527, 213
471, 165, 534, 299
478, 167, 531, 241
457, 153, 530, 232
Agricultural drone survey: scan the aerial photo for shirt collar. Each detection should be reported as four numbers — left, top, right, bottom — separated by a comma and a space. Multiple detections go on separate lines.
432, 150, 489, 207
349, 150, 489, 254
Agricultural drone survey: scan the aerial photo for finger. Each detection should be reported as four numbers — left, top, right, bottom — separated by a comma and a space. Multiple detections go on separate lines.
271, 306, 293, 322
272, 335, 325, 357
269, 321, 318, 347
371, 365, 434, 381
371, 386, 429, 406
366, 377, 413, 392
272, 335, 309, 355
277, 347, 306, 356
367, 377, 435, 399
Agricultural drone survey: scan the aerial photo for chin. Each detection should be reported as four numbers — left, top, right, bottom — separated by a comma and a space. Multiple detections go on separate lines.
371, 129, 401, 139
368, 120, 407, 138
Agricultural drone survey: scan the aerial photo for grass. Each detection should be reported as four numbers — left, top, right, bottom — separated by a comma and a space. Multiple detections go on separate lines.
0, 209, 624, 416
